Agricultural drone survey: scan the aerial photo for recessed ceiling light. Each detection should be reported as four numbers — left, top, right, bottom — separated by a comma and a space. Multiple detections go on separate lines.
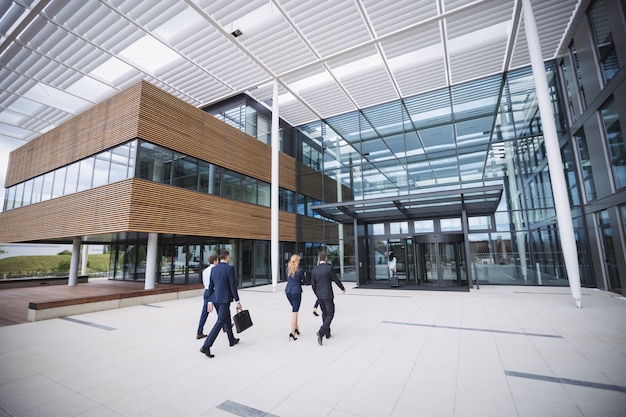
231, 29, 243, 37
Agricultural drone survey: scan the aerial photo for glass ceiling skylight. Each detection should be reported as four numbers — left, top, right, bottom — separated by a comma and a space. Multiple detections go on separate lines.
118, 36, 180, 74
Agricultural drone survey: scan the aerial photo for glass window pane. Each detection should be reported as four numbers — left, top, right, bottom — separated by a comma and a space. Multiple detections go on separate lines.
77, 157, 94, 192
41, 172, 54, 201
22, 179, 33, 206
31, 176, 43, 204
241, 177, 257, 204
258, 181, 270, 207
93, 150, 111, 187
110, 144, 131, 183
469, 216, 491, 230
414, 220, 434, 233
138, 142, 172, 184
52, 167, 66, 198
441, 218, 461, 231
5, 186, 16, 210
221, 171, 241, 200
172, 154, 198, 190
367, 223, 385, 235
600, 97, 626, 189
589, 0, 620, 83
64, 162, 79, 194
574, 129, 597, 200
14, 183, 24, 208
389, 222, 408, 234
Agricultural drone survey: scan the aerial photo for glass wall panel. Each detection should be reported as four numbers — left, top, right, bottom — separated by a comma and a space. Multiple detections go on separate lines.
138, 141, 172, 184
389, 222, 408, 234
414, 220, 434, 233
93, 150, 111, 187
241, 177, 257, 204
589, 0, 620, 84
600, 97, 626, 189
77, 157, 94, 192
221, 171, 242, 200
258, 182, 270, 207
52, 167, 66, 198
468, 216, 491, 230
172, 154, 199, 190
41, 172, 54, 201
31, 176, 42, 204
597, 210, 620, 291
64, 162, 79, 195
22, 179, 33, 206
110, 143, 131, 182
574, 129, 596, 201
441, 218, 461, 232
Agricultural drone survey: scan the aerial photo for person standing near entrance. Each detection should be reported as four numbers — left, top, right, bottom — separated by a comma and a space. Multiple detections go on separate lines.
200, 250, 242, 358
311, 251, 345, 346
196, 254, 219, 339
388, 252, 397, 287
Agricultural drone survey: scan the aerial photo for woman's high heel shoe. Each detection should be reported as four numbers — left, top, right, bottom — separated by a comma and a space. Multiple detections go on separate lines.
289, 333, 298, 341
295, 328, 300, 335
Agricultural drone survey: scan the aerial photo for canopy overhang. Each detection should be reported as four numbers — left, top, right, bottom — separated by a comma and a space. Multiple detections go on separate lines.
312, 185, 504, 224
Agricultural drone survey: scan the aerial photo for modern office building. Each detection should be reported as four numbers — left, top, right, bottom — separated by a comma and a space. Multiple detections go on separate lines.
0, 0, 624, 297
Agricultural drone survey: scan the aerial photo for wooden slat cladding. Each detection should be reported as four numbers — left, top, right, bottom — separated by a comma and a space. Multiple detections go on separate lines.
0, 180, 136, 242
5, 84, 143, 187
137, 82, 297, 191
127, 179, 296, 241
0, 178, 297, 243
5, 81, 297, 192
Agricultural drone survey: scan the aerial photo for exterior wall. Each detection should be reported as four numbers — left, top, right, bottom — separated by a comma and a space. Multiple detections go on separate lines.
0, 81, 298, 244
557, 0, 626, 294
5, 83, 142, 187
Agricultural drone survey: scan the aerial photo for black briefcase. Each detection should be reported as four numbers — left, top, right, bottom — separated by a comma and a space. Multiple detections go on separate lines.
233, 308, 253, 333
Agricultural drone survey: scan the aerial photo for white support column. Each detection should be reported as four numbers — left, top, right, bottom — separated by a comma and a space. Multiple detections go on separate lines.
68, 236, 81, 286
80, 237, 88, 276
522, 0, 582, 307
271, 80, 280, 292
145, 232, 158, 290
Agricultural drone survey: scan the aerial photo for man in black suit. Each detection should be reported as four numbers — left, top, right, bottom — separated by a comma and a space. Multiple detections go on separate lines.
311, 251, 346, 345
200, 249, 242, 358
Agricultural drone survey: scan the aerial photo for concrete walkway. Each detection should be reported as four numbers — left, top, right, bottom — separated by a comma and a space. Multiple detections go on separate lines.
0, 284, 625, 416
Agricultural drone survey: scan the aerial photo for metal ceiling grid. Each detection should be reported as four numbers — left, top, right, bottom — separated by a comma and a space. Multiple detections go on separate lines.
0, 0, 581, 150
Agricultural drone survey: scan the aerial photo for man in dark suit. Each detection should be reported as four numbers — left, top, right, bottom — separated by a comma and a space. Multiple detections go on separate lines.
200, 249, 242, 358
311, 251, 346, 346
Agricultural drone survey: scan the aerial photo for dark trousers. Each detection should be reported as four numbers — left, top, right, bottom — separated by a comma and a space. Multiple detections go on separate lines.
197, 289, 210, 335
202, 303, 235, 349
318, 298, 335, 337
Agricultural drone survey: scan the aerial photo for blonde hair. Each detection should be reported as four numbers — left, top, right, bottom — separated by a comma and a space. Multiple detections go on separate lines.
287, 254, 301, 277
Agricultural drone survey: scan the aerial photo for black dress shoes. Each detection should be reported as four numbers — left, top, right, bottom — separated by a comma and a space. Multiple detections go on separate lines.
196, 333, 207, 339
229, 338, 240, 347
200, 346, 214, 358
316, 331, 323, 346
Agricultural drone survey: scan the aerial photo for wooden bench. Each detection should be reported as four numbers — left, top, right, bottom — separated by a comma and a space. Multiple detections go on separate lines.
27, 284, 204, 321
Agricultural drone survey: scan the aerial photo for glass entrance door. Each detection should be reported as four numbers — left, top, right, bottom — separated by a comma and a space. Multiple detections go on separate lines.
414, 234, 468, 288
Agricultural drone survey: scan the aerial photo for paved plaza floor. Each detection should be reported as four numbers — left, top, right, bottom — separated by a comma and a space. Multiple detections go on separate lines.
0, 283, 625, 416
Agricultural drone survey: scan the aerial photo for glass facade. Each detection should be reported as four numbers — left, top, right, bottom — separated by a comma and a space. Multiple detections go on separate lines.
3, 0, 625, 293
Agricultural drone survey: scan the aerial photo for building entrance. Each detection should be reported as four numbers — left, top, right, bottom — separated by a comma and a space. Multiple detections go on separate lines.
367, 234, 468, 289
414, 234, 468, 289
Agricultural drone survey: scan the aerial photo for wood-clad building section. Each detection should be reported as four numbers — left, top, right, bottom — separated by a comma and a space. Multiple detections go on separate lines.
0, 81, 302, 244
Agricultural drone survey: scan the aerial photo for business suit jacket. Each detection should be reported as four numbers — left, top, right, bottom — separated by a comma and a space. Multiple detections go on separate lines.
311, 262, 344, 300
208, 261, 240, 304
285, 268, 305, 294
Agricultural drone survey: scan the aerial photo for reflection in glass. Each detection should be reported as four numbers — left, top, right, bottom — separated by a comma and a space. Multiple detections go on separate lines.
600, 97, 626, 189
93, 151, 111, 187
77, 157, 94, 192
